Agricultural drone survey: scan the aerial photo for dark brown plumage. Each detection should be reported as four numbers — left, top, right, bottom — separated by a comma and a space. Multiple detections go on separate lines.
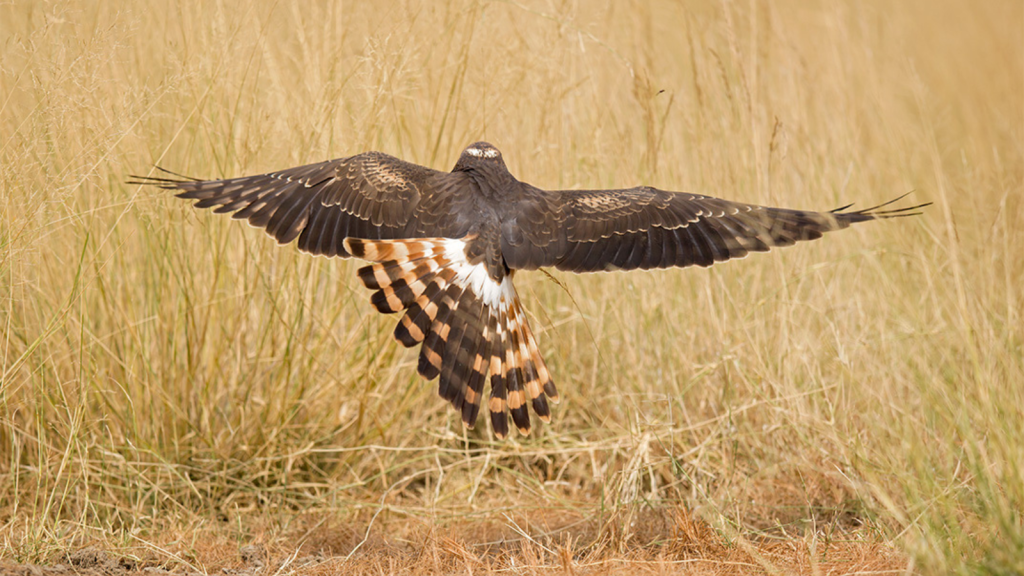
130, 142, 928, 439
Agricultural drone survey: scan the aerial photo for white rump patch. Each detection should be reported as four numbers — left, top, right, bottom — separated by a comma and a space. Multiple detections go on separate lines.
442, 238, 513, 311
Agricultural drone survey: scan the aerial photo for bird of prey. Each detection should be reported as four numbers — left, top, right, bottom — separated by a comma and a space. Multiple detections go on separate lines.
131, 142, 926, 439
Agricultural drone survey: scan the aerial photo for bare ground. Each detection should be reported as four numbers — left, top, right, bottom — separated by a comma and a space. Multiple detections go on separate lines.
1, 510, 908, 575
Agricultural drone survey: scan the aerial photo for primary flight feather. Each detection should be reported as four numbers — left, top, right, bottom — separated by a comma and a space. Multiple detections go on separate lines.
131, 142, 927, 439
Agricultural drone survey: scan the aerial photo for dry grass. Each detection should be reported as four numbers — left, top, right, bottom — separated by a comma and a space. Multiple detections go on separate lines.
1, 0, 1021, 574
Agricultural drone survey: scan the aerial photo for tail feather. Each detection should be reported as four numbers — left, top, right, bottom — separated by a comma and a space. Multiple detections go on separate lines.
509, 298, 555, 420
524, 320, 559, 402
441, 294, 485, 407
461, 326, 491, 430
395, 277, 451, 347
364, 258, 446, 314
344, 237, 557, 439
488, 315, 510, 439
504, 321, 531, 436
420, 281, 466, 381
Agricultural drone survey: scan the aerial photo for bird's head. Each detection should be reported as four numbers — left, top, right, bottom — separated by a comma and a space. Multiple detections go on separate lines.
453, 142, 507, 172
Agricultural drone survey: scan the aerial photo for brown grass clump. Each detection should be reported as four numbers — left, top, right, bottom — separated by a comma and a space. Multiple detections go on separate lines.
1, 0, 1021, 574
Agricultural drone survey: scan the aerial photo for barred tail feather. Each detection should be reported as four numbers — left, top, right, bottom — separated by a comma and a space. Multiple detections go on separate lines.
504, 314, 530, 436
461, 327, 491, 430
520, 311, 559, 402
344, 237, 557, 439
509, 297, 556, 419
415, 284, 450, 378
396, 276, 451, 347
488, 313, 510, 439
421, 281, 466, 382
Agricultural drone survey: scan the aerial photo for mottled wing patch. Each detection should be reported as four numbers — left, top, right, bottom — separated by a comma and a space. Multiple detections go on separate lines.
345, 237, 558, 439
567, 187, 666, 219
322, 152, 431, 228
574, 192, 637, 212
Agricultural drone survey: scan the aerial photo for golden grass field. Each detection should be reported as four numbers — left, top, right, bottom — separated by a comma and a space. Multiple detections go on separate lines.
1, 1, 1021, 574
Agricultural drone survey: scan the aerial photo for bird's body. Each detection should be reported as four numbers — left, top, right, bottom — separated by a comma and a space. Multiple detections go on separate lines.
132, 142, 926, 439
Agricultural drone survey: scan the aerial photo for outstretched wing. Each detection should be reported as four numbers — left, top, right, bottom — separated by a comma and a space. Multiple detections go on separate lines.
500, 186, 928, 273
129, 152, 474, 257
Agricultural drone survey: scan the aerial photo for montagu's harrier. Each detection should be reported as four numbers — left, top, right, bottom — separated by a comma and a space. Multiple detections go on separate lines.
132, 142, 926, 439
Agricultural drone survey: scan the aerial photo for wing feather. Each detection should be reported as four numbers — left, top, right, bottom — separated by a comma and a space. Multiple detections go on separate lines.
645, 227, 664, 267
133, 153, 471, 258
499, 183, 925, 273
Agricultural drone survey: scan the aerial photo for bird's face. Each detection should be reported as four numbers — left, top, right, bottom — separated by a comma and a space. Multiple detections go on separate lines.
454, 142, 507, 172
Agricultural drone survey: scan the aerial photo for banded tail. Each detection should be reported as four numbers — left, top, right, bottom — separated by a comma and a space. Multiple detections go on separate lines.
344, 237, 558, 439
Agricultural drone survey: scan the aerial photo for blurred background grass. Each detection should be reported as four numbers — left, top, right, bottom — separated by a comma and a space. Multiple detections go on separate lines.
0, 0, 1021, 573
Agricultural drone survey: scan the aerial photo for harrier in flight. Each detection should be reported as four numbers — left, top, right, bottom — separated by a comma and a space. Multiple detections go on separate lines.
132, 142, 926, 439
